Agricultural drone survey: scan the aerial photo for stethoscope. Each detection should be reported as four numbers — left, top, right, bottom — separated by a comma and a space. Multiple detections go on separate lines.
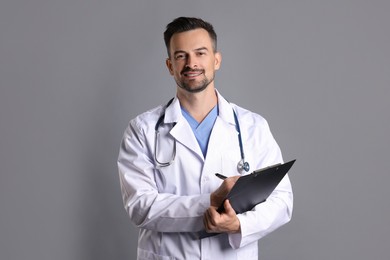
154, 98, 250, 172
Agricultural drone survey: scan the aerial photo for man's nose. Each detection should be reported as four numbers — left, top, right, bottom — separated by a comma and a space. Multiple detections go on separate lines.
185, 54, 198, 69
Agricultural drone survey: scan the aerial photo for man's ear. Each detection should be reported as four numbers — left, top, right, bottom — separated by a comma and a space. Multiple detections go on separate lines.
214, 51, 222, 70
166, 58, 174, 75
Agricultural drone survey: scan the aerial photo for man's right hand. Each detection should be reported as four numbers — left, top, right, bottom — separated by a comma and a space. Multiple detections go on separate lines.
210, 176, 240, 207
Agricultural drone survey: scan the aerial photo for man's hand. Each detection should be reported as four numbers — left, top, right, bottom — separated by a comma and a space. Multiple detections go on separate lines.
210, 175, 240, 207
203, 199, 240, 234
204, 175, 241, 234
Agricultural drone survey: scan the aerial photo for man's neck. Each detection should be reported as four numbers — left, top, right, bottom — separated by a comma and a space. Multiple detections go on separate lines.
177, 86, 218, 123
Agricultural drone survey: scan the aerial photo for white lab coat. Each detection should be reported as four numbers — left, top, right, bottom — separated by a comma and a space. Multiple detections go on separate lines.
118, 90, 293, 260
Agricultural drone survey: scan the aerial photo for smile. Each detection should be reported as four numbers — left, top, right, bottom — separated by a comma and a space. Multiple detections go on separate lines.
183, 71, 203, 78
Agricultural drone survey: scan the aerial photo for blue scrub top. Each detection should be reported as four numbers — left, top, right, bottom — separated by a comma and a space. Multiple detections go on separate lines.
181, 105, 218, 157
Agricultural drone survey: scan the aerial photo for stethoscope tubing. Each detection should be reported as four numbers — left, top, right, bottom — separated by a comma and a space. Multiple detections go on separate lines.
154, 98, 250, 172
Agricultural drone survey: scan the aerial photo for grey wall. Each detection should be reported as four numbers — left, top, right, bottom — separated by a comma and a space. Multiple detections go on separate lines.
1, 1, 389, 259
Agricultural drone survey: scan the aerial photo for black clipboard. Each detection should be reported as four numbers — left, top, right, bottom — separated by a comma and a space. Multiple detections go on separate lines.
199, 159, 296, 239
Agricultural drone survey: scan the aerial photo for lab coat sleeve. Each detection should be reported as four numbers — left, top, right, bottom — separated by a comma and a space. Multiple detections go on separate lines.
228, 118, 293, 249
117, 119, 210, 233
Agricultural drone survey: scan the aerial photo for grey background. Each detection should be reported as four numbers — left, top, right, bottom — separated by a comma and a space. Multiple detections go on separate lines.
1, 1, 389, 259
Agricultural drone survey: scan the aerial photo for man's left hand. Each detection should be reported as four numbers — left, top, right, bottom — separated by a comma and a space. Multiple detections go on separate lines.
203, 199, 240, 234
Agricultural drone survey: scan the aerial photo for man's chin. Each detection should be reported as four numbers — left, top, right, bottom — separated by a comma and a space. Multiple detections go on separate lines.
178, 80, 212, 93
182, 85, 208, 93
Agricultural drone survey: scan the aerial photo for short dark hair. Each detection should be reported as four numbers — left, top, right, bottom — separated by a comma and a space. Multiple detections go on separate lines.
164, 17, 217, 57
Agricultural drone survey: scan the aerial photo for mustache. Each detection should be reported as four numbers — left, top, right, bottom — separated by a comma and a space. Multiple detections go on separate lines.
181, 67, 205, 74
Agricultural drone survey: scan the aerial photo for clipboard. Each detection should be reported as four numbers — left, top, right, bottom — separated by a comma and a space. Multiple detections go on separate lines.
199, 159, 296, 239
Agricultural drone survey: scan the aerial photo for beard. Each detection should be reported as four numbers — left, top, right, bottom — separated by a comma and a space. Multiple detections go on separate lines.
175, 68, 215, 93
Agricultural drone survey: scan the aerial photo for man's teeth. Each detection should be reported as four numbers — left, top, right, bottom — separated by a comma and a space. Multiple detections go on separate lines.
185, 72, 202, 76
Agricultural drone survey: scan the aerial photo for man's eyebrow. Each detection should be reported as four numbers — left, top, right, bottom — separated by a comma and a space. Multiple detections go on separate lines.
194, 47, 209, 52
173, 47, 209, 55
173, 50, 186, 55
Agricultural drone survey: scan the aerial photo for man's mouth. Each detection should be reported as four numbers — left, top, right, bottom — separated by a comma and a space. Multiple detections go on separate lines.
182, 70, 204, 78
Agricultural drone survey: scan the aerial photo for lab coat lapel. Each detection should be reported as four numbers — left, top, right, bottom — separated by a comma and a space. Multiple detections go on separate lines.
171, 119, 204, 160
162, 91, 236, 162
164, 97, 204, 160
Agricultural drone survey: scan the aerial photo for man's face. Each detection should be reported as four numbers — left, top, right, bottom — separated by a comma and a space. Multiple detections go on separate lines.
166, 28, 221, 93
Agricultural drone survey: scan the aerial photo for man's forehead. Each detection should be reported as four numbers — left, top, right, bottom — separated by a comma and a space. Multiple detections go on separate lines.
170, 28, 213, 50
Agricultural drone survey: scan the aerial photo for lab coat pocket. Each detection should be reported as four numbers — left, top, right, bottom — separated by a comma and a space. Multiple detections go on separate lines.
138, 247, 174, 260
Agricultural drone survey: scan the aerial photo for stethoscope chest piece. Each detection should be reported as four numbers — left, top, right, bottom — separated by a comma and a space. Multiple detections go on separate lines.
237, 159, 250, 173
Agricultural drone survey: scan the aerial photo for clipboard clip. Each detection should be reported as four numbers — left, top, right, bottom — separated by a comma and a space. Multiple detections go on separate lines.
252, 163, 281, 177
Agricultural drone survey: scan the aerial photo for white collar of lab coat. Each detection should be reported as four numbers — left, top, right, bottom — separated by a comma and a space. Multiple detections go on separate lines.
162, 89, 236, 126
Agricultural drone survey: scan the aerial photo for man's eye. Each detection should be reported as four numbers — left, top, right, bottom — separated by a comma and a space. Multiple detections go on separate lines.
175, 54, 185, 60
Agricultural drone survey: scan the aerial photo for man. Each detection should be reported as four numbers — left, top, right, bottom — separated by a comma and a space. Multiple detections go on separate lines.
118, 17, 293, 260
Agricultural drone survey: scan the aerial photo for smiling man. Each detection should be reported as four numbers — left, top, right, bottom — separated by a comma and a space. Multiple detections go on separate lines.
167, 28, 220, 93
165, 26, 221, 123
118, 17, 293, 259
